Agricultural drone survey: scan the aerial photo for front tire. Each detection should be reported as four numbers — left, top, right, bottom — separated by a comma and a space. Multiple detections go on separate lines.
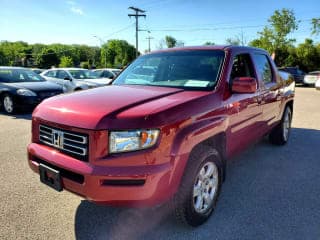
172, 146, 222, 227
2, 94, 15, 114
269, 106, 292, 145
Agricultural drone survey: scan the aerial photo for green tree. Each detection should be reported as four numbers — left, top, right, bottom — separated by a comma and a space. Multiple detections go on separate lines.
203, 41, 215, 45
35, 48, 59, 69
226, 37, 241, 46
100, 40, 136, 68
165, 36, 177, 48
311, 18, 320, 35
0, 41, 31, 66
80, 61, 90, 69
59, 56, 74, 67
0, 49, 7, 65
249, 8, 298, 66
295, 39, 320, 72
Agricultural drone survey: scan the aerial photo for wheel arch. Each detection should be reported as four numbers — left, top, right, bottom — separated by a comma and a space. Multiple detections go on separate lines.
189, 132, 227, 182
0, 90, 12, 106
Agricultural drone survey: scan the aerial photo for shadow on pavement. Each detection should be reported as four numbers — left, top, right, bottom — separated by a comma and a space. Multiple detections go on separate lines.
0, 113, 32, 120
74, 128, 320, 240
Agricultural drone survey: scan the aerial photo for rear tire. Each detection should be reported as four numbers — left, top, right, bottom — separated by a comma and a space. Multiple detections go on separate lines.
171, 145, 222, 227
269, 106, 292, 145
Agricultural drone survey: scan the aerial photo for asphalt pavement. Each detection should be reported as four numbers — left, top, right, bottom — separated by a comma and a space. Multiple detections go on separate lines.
0, 87, 319, 240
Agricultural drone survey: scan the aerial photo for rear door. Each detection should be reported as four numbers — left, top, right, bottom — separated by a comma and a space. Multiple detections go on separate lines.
252, 53, 282, 133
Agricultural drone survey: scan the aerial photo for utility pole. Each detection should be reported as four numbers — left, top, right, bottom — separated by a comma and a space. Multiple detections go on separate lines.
128, 6, 146, 57
146, 36, 154, 52
93, 35, 107, 68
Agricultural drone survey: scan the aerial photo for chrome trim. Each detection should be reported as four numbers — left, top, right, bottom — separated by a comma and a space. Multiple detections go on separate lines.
39, 125, 88, 157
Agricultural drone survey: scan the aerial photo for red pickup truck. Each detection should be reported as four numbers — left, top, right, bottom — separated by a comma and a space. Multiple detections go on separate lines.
28, 46, 295, 226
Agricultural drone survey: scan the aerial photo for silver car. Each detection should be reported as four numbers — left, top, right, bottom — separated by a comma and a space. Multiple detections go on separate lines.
303, 71, 320, 86
41, 68, 106, 92
93, 68, 122, 84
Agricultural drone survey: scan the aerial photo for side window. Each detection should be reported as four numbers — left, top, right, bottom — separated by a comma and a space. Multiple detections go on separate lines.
104, 71, 114, 78
57, 70, 69, 79
44, 70, 57, 78
253, 54, 273, 84
230, 54, 255, 80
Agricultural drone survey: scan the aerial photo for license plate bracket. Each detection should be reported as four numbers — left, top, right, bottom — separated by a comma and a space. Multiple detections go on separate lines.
39, 164, 63, 192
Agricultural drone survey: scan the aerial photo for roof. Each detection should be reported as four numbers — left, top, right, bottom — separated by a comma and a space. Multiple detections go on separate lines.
147, 45, 267, 55
51, 68, 87, 71
93, 68, 121, 71
0, 66, 26, 69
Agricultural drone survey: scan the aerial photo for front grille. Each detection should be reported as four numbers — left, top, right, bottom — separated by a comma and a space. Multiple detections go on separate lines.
39, 124, 88, 161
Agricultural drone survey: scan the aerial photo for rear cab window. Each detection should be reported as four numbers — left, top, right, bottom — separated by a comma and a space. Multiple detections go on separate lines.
252, 54, 273, 85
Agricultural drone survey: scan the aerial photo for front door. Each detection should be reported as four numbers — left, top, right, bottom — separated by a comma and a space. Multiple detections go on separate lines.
226, 53, 264, 157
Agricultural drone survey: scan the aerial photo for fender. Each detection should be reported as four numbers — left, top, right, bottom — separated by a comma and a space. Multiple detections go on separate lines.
278, 80, 295, 122
75, 83, 89, 90
167, 114, 228, 193
171, 115, 228, 157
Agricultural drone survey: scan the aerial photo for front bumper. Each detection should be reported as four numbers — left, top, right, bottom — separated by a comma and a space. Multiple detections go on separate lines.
14, 94, 59, 110
28, 143, 181, 206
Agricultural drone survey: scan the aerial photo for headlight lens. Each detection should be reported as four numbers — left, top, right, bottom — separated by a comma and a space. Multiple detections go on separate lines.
17, 89, 37, 96
109, 129, 160, 153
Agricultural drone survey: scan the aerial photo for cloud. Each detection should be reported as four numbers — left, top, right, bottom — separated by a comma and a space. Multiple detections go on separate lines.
66, 1, 84, 15
70, 6, 84, 15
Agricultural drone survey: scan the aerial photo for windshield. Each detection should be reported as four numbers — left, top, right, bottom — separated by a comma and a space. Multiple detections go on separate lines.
69, 69, 98, 80
113, 50, 225, 90
0, 68, 46, 83
94, 70, 104, 77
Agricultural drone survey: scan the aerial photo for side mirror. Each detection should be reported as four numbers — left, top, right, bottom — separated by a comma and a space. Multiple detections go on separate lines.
232, 77, 257, 93
64, 77, 72, 81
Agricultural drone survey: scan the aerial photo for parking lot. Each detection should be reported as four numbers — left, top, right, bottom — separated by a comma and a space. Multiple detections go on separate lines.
0, 87, 319, 240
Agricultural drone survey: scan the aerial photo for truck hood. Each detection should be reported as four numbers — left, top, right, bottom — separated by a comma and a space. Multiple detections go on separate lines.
33, 85, 185, 129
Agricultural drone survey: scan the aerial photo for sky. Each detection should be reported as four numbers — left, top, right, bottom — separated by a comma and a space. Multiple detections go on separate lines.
0, 0, 319, 52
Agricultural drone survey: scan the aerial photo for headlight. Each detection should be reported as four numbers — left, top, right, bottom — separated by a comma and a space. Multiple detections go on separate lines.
109, 129, 160, 153
17, 89, 37, 96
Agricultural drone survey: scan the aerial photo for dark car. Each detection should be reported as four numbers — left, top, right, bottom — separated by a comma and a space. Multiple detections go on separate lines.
0, 67, 63, 114
278, 67, 305, 84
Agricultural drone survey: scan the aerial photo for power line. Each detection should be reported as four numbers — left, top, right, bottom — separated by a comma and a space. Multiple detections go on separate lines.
101, 24, 134, 41
128, 6, 146, 57
148, 25, 266, 32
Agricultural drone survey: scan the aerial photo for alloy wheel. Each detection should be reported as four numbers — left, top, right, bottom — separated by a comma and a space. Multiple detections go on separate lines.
283, 109, 291, 141
3, 96, 13, 113
193, 162, 219, 214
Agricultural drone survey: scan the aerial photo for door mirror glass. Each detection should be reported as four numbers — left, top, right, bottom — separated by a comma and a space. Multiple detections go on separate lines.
232, 77, 257, 93
64, 77, 71, 81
